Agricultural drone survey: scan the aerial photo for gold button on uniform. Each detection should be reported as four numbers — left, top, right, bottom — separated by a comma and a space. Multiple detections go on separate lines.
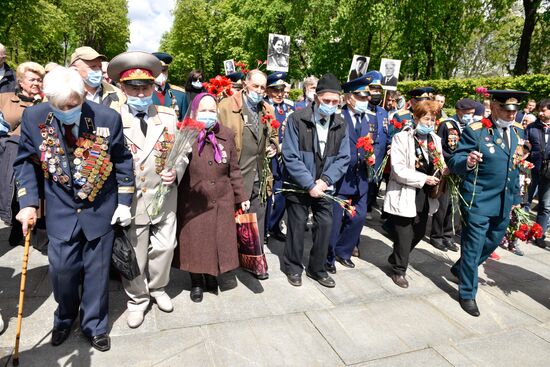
77, 209, 81, 213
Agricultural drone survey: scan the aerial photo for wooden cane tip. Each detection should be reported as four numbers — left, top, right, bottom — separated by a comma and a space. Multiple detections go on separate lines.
12, 357, 19, 366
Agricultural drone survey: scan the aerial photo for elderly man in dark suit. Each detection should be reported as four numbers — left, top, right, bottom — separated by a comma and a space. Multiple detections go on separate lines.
14, 67, 135, 351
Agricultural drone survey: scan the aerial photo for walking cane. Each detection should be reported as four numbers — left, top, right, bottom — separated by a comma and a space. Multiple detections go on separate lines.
12, 219, 33, 366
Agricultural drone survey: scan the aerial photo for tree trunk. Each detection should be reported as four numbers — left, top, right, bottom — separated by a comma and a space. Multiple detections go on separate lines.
513, 0, 541, 75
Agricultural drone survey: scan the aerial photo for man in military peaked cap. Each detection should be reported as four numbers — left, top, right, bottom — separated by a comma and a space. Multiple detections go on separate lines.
108, 51, 188, 329
151, 51, 188, 120
448, 89, 529, 317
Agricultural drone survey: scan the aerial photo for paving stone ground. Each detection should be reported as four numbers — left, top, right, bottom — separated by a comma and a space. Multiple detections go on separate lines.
1, 205, 549, 366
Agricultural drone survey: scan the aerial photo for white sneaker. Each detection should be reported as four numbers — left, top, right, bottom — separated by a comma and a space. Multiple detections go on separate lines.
127, 310, 144, 328
154, 293, 173, 313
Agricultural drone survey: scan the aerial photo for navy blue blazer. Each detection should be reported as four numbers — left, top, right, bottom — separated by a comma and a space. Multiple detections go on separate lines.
526, 119, 549, 174
14, 101, 135, 241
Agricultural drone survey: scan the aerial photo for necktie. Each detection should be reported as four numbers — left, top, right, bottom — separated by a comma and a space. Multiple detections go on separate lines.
503, 127, 509, 150
136, 112, 147, 136
354, 114, 362, 137
64, 124, 76, 148
320, 117, 327, 126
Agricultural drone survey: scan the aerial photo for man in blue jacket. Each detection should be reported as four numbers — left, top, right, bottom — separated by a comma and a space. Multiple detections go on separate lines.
14, 67, 135, 351
282, 73, 350, 288
448, 90, 528, 317
327, 72, 387, 272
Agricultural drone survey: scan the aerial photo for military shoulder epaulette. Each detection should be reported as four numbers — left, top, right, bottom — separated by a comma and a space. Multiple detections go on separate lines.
284, 98, 294, 107
468, 122, 483, 131
396, 109, 409, 116
156, 105, 177, 115
512, 122, 524, 129
170, 85, 186, 92
365, 109, 376, 116
445, 121, 455, 129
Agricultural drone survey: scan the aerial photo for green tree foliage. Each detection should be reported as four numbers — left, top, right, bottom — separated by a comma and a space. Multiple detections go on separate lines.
162, 0, 548, 85
0, 0, 129, 66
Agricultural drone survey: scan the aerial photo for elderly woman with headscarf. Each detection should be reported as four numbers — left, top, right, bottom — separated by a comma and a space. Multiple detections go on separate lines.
176, 93, 249, 303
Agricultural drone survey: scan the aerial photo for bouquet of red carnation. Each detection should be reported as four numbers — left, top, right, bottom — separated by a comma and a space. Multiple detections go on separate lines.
257, 114, 280, 203
203, 75, 234, 99
356, 135, 376, 179
475, 86, 490, 98
234, 61, 250, 75
501, 207, 544, 248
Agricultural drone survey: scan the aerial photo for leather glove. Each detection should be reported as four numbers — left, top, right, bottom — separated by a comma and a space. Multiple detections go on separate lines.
110, 204, 132, 227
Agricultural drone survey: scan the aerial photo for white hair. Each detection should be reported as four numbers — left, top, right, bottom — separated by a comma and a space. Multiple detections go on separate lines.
43, 67, 85, 106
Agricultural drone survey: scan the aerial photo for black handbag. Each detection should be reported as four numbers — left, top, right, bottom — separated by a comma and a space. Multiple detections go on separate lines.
111, 225, 140, 281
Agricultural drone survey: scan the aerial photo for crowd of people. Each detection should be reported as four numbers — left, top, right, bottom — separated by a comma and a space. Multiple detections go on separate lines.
1, 42, 548, 351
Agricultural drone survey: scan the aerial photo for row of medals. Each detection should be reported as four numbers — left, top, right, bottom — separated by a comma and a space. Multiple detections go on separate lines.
154, 130, 174, 174
39, 122, 112, 202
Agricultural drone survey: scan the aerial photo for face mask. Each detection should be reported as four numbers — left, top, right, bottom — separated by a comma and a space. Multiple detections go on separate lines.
354, 100, 369, 114
247, 90, 263, 104
85, 69, 103, 88
369, 94, 382, 106
305, 91, 315, 101
51, 104, 82, 125
318, 102, 337, 116
155, 73, 167, 87
473, 115, 482, 122
192, 80, 203, 90
461, 114, 473, 125
416, 124, 434, 135
496, 118, 514, 128
196, 111, 217, 129
127, 95, 153, 112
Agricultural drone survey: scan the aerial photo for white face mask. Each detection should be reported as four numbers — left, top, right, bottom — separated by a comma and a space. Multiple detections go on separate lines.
155, 73, 167, 87
496, 118, 514, 128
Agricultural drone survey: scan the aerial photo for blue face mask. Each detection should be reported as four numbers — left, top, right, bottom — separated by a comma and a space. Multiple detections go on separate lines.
197, 111, 218, 129
247, 90, 263, 105
416, 124, 434, 135
354, 101, 369, 114
51, 104, 82, 125
461, 114, 473, 125
85, 69, 103, 88
473, 115, 482, 122
318, 102, 337, 116
127, 95, 153, 112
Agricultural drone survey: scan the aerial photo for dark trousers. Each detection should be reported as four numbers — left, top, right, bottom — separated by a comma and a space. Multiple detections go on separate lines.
267, 176, 286, 233
367, 182, 379, 210
451, 210, 509, 299
250, 180, 266, 245
48, 222, 113, 337
327, 193, 368, 263
430, 189, 454, 244
283, 193, 333, 276
389, 199, 430, 275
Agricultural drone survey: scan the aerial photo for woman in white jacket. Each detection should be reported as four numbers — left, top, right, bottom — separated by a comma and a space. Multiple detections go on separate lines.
384, 100, 446, 288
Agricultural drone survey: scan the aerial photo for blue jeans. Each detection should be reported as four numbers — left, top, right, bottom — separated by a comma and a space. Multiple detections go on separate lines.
536, 176, 550, 242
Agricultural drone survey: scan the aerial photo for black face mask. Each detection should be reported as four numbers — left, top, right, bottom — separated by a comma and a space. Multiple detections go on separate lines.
369, 94, 382, 106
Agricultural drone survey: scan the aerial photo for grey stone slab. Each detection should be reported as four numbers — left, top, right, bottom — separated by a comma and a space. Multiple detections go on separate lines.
356, 348, 452, 367
156, 275, 333, 330
481, 254, 550, 283
313, 268, 392, 305
526, 322, 550, 344
306, 304, 410, 364
423, 291, 539, 335
432, 344, 479, 367
375, 268, 443, 297
481, 279, 550, 322
204, 313, 344, 367
452, 328, 550, 367
1, 327, 206, 367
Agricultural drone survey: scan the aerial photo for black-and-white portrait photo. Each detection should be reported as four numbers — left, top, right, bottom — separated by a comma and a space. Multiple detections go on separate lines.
380, 58, 401, 90
223, 59, 235, 75
267, 33, 290, 72
347, 55, 370, 81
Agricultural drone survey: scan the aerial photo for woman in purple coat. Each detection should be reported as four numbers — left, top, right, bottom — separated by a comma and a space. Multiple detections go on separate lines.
176, 93, 249, 302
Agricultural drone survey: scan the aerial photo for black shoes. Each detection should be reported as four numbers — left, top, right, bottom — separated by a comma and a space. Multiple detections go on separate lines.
335, 256, 355, 268
391, 274, 409, 288
306, 271, 335, 288
286, 273, 302, 287
459, 298, 480, 317
268, 230, 286, 242
90, 333, 111, 352
255, 272, 269, 280
204, 274, 219, 295
535, 239, 547, 249
431, 240, 448, 252
444, 240, 459, 252
325, 263, 337, 274
51, 327, 71, 346
190, 287, 204, 302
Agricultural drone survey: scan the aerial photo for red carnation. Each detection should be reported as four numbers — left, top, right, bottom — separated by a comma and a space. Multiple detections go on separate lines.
514, 230, 527, 241
481, 118, 492, 129
529, 223, 543, 239
519, 223, 529, 232
427, 141, 436, 151
270, 120, 281, 130
367, 155, 376, 166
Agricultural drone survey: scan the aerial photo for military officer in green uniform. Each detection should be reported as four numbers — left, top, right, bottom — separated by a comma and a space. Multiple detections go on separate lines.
448, 90, 529, 317
152, 52, 188, 120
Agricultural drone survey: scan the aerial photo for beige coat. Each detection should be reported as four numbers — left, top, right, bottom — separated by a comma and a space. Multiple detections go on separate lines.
384, 129, 442, 218
120, 104, 187, 225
